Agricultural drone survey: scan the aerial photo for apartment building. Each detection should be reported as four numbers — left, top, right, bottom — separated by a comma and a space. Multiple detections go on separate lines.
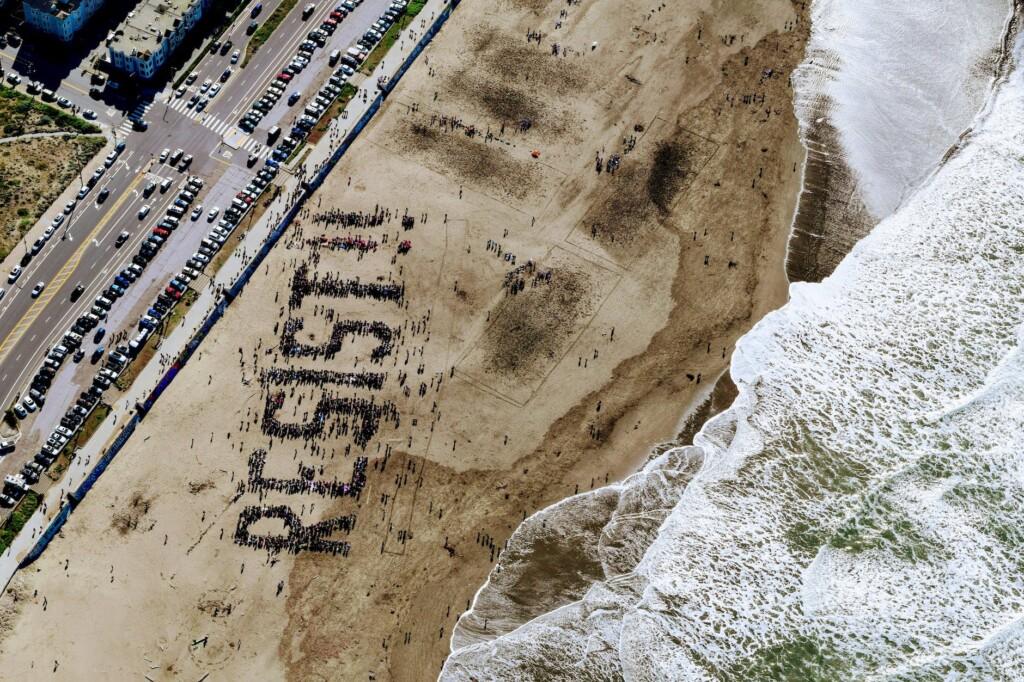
23, 0, 106, 41
108, 0, 212, 79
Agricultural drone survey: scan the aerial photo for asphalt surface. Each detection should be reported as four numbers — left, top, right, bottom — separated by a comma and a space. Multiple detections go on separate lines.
0, 0, 393, 476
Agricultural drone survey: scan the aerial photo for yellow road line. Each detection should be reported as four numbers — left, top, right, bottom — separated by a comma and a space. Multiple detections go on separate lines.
0, 173, 145, 363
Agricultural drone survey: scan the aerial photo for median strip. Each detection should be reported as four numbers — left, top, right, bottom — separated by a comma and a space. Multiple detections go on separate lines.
243, 0, 300, 67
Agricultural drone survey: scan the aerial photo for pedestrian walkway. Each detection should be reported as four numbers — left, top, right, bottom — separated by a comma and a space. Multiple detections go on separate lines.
117, 101, 154, 135
162, 97, 268, 155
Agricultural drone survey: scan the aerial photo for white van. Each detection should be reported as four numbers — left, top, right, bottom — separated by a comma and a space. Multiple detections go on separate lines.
329, 49, 341, 65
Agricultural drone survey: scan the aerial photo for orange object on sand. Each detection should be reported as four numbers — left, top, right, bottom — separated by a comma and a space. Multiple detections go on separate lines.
531, 150, 541, 158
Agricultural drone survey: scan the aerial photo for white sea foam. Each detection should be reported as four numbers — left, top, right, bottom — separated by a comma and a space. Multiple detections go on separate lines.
793, 0, 1009, 218
442, 2, 1024, 680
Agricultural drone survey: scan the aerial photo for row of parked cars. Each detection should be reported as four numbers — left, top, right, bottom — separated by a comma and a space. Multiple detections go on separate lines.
10, 174, 200, 422
0, 174, 219, 504
259, 3, 407, 165
291, 0, 408, 148
357, 0, 408, 53
238, 0, 363, 133
0, 0, 369, 505
1, 319, 117, 506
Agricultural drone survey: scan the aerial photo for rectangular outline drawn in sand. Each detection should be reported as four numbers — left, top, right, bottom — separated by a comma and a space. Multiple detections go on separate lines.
372, 105, 566, 212
563, 116, 720, 269
454, 244, 622, 405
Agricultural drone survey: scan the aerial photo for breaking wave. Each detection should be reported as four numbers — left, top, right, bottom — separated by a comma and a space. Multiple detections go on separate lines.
442, 2, 1024, 680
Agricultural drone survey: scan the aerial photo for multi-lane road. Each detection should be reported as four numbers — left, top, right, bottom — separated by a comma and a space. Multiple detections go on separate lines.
0, 0, 395, 480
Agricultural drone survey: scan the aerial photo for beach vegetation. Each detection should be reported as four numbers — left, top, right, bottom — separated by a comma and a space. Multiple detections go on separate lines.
244, 0, 300, 66
0, 490, 41, 554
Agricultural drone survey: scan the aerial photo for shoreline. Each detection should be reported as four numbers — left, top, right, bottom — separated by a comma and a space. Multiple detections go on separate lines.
0, 1, 817, 679
446, 2, 1024, 675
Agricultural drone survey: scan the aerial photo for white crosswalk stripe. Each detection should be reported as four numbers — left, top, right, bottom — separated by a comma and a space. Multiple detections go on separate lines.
118, 100, 155, 133
148, 98, 269, 157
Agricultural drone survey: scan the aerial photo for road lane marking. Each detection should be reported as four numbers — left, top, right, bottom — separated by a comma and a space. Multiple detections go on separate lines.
0, 173, 145, 366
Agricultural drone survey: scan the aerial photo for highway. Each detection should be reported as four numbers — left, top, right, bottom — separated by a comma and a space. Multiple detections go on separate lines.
0, 0, 395, 484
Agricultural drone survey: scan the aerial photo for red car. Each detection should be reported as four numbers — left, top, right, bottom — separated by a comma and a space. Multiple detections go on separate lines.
152, 227, 171, 237
165, 286, 183, 300
236, 192, 254, 205
276, 72, 292, 82
330, 10, 344, 20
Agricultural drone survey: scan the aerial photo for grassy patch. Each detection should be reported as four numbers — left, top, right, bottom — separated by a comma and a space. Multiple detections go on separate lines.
0, 490, 41, 554
359, 13, 415, 76
307, 83, 358, 145
291, 146, 312, 170
112, 288, 198, 392
0, 87, 101, 137
49, 402, 112, 478
406, 0, 427, 16
163, 288, 199, 333
209, 185, 279, 274
0, 135, 106, 261
243, 0, 299, 67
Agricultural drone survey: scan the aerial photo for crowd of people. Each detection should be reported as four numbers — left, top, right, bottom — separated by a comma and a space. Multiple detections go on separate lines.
280, 317, 398, 362
262, 391, 400, 448
308, 234, 380, 253
502, 260, 554, 296
234, 504, 355, 556
309, 207, 390, 229
245, 449, 368, 499
261, 366, 386, 390
288, 263, 406, 311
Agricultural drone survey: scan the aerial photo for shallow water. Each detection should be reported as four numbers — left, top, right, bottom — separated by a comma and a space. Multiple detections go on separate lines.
442, 2, 1024, 679
793, 0, 1009, 219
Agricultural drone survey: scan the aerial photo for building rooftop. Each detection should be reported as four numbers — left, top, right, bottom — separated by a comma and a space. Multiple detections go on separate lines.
25, 0, 83, 20
108, 0, 194, 59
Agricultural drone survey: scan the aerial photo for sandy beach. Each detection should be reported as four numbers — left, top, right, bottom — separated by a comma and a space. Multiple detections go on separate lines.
0, 0, 810, 679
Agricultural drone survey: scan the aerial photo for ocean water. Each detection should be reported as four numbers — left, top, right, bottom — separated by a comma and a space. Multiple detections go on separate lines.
793, 0, 1010, 218
441, 2, 1024, 680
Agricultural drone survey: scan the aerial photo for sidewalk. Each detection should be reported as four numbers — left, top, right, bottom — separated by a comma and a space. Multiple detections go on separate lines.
0, 0, 453, 590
